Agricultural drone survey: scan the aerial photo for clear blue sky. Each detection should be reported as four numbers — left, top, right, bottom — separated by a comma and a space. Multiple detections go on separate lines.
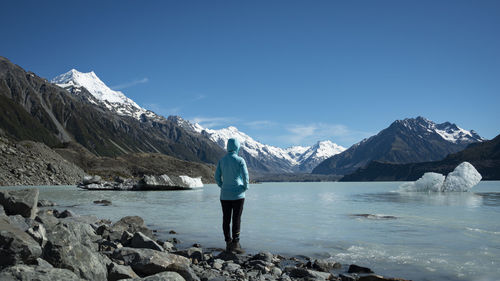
1, 0, 499, 148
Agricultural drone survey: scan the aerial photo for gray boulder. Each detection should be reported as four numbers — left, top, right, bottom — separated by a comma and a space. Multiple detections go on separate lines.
7, 215, 30, 231
35, 211, 60, 227
43, 222, 107, 280
0, 189, 39, 219
123, 271, 186, 281
27, 223, 47, 247
251, 251, 274, 263
288, 267, 333, 280
0, 216, 42, 267
175, 247, 203, 261
0, 264, 84, 281
109, 216, 154, 241
112, 247, 199, 280
311, 259, 341, 272
348, 264, 373, 274
37, 199, 57, 207
0, 205, 5, 216
130, 231, 164, 251
108, 262, 139, 281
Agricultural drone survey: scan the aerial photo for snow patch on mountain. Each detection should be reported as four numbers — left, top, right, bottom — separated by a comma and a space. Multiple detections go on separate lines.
397, 116, 484, 144
52, 69, 158, 120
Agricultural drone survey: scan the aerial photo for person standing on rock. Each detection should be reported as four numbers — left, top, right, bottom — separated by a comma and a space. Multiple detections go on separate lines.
214, 138, 249, 254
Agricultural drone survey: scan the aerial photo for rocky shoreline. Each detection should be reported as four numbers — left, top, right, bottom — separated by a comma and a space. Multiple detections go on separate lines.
0, 188, 410, 281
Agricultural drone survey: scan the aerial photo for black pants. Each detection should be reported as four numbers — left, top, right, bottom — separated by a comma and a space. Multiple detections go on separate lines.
220, 199, 245, 242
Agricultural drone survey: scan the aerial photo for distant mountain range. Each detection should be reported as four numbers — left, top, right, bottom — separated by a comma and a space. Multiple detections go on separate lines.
0, 56, 224, 165
0, 56, 490, 181
312, 117, 485, 175
340, 133, 500, 181
169, 116, 346, 173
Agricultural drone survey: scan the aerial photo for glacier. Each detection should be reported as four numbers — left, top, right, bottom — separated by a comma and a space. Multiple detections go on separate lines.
399, 162, 482, 192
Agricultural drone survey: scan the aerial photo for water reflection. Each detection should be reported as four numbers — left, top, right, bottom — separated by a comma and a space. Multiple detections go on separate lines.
352, 191, 486, 207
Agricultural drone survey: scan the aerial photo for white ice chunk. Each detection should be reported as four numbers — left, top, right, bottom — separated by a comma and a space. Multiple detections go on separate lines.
179, 175, 204, 188
399, 162, 481, 192
442, 162, 482, 192
400, 172, 446, 192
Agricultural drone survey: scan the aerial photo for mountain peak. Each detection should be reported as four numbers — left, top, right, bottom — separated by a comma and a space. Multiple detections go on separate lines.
51, 69, 151, 120
392, 116, 484, 145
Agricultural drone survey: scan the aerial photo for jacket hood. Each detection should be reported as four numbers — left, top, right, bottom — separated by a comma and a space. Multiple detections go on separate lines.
227, 138, 240, 154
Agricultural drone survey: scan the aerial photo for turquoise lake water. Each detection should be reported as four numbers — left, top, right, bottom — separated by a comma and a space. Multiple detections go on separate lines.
2, 181, 500, 281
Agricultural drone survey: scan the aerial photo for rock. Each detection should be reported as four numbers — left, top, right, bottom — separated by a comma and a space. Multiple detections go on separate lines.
98, 239, 122, 252
0, 205, 5, 216
57, 209, 75, 218
248, 260, 273, 273
0, 264, 84, 281
94, 199, 112, 205
340, 274, 356, 281
37, 199, 57, 207
43, 221, 107, 280
169, 230, 177, 234
0, 189, 39, 219
271, 267, 282, 276
175, 247, 203, 261
27, 223, 47, 246
348, 264, 374, 274
83, 175, 102, 185
7, 215, 30, 231
109, 216, 154, 241
357, 274, 411, 281
289, 267, 332, 280
108, 262, 139, 281
215, 251, 247, 264
212, 259, 224, 270
130, 231, 164, 251
125, 271, 187, 281
115, 176, 126, 183
223, 262, 241, 272
35, 212, 59, 227
121, 230, 134, 246
251, 251, 274, 263
161, 241, 175, 252
197, 269, 220, 280
112, 247, 198, 280
0, 216, 42, 267
311, 259, 342, 272
35, 257, 53, 268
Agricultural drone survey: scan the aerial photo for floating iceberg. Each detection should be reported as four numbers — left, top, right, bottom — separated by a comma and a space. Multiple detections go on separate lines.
399, 162, 481, 192
400, 172, 445, 192
442, 162, 482, 191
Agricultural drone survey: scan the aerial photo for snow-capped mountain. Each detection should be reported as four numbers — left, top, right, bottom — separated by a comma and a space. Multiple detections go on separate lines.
313, 116, 485, 175
168, 116, 346, 173
52, 69, 159, 121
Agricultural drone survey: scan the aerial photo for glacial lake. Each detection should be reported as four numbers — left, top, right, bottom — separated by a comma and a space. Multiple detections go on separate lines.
2, 181, 500, 281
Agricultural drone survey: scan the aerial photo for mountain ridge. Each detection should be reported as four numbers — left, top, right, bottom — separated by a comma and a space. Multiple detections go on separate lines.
340, 133, 500, 181
0, 56, 225, 164
312, 116, 484, 175
168, 116, 346, 173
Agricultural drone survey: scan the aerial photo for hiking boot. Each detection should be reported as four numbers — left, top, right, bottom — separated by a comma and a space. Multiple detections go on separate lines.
231, 240, 245, 254
225, 240, 233, 252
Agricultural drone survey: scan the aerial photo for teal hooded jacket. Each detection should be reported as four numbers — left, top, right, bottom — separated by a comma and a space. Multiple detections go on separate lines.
214, 138, 249, 200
